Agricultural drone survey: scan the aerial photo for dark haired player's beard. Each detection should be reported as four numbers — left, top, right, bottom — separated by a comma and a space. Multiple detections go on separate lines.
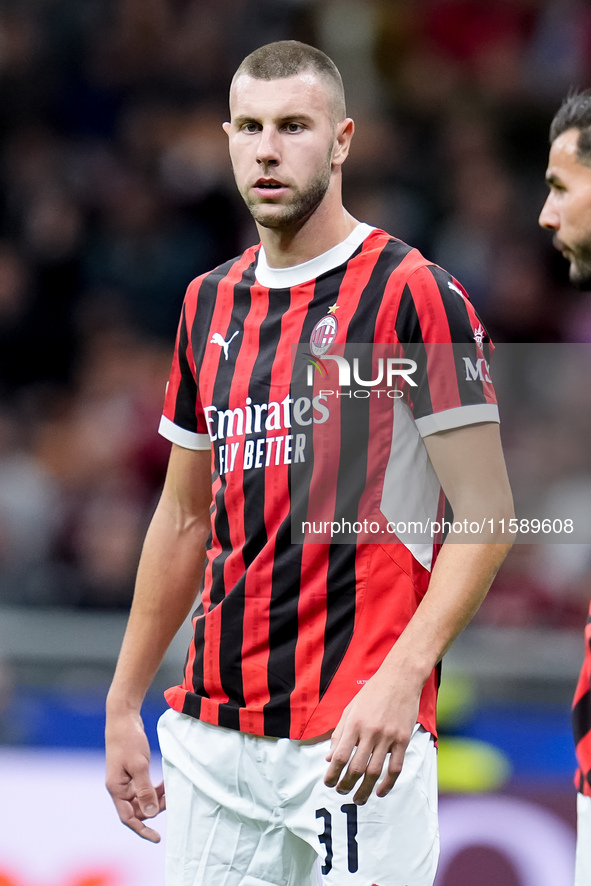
246, 165, 331, 230
569, 243, 591, 291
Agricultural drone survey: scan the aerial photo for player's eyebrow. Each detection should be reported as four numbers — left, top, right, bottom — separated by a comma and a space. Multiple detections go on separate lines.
232, 114, 257, 125
232, 112, 315, 127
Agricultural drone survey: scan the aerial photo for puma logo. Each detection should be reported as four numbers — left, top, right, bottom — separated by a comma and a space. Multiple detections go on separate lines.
448, 280, 464, 298
210, 330, 239, 360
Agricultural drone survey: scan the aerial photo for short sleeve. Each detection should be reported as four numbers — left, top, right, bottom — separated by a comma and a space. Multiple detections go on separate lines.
394, 264, 500, 436
159, 299, 211, 451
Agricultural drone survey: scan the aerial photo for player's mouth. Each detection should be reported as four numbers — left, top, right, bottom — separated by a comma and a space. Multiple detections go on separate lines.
554, 236, 571, 257
252, 178, 288, 197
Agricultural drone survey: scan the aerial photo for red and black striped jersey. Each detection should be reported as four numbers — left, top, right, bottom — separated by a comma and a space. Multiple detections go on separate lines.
159, 224, 499, 739
574, 602, 591, 795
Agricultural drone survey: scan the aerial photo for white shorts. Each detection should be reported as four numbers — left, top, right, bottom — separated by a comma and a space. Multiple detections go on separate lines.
158, 709, 439, 886
575, 792, 591, 886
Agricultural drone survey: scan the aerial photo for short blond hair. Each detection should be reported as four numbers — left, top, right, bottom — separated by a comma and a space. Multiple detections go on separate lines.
233, 40, 346, 123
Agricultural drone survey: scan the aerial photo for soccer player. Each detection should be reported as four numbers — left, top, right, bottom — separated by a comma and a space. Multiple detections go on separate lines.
539, 89, 591, 886
105, 40, 514, 886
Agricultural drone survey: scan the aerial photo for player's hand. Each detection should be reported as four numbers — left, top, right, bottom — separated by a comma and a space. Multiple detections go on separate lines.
323, 671, 420, 805
105, 710, 166, 842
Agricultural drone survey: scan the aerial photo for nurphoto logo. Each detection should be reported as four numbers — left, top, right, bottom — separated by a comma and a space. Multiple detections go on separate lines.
305, 354, 418, 388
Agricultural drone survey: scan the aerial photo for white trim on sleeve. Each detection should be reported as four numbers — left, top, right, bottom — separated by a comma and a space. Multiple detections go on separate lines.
158, 415, 211, 450
415, 403, 500, 437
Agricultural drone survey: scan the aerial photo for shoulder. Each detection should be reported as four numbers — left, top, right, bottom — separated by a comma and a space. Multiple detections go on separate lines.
359, 227, 416, 271
362, 236, 488, 343
400, 265, 488, 345
363, 228, 475, 313
363, 228, 467, 293
404, 262, 475, 315
359, 229, 455, 295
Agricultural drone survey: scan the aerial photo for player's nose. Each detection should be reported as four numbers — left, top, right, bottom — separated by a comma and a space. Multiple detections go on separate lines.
538, 195, 559, 230
256, 126, 280, 165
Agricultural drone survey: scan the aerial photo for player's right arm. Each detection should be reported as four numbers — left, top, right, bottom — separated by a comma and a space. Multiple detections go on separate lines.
105, 442, 212, 842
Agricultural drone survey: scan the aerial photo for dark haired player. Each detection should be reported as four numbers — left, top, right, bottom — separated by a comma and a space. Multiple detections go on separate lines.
539, 88, 591, 886
106, 40, 514, 886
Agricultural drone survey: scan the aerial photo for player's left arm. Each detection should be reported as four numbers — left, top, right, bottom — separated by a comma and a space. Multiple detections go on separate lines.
324, 420, 514, 804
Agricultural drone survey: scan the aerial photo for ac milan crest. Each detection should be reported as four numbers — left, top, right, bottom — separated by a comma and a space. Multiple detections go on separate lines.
310, 314, 338, 357
473, 323, 485, 349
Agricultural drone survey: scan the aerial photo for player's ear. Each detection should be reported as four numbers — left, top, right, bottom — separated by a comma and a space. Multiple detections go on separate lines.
332, 118, 354, 167
222, 121, 231, 137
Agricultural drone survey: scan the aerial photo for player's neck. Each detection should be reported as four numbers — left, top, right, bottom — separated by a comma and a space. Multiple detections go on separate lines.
257, 201, 360, 269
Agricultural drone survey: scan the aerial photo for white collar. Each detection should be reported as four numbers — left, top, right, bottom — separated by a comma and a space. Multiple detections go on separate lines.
255, 223, 374, 289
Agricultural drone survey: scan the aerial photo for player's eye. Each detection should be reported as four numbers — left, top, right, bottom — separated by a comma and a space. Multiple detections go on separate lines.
548, 180, 566, 194
284, 122, 303, 133
241, 122, 260, 133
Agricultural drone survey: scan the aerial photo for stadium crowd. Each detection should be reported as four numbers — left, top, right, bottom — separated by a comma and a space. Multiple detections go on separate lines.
1, 0, 591, 627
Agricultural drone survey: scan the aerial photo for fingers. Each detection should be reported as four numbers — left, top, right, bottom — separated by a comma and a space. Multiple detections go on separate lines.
106, 757, 165, 841
115, 795, 162, 843
136, 778, 161, 818
324, 717, 345, 765
109, 782, 165, 842
324, 729, 409, 804
326, 741, 387, 805
105, 711, 166, 840
375, 748, 405, 798
324, 738, 367, 791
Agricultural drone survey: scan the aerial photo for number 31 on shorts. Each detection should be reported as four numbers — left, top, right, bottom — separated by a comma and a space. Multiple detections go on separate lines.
316, 804, 359, 875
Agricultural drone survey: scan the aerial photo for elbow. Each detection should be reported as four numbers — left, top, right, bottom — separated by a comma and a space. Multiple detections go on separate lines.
450, 486, 516, 548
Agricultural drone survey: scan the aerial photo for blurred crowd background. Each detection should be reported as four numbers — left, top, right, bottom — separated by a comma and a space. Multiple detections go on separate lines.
2, 0, 591, 632
0, 6, 587, 882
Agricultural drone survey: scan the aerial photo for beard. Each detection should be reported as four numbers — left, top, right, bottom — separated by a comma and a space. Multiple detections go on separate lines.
243, 161, 332, 230
569, 247, 591, 291
555, 235, 591, 290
